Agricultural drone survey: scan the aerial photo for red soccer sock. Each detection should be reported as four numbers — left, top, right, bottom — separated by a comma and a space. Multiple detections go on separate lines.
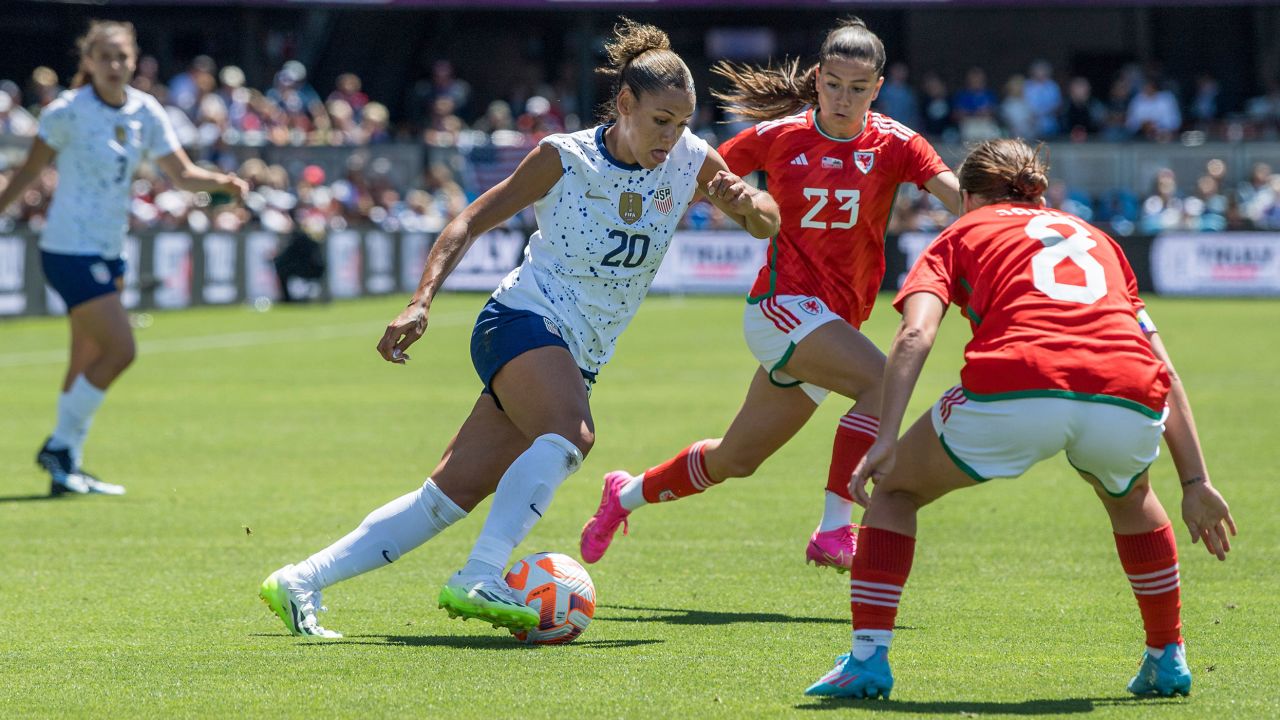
641, 440, 716, 503
827, 412, 879, 501
850, 526, 916, 631
1115, 523, 1182, 648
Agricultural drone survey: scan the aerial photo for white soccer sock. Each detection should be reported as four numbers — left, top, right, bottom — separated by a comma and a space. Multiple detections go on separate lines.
819, 490, 855, 532
618, 473, 647, 511
49, 375, 106, 467
295, 478, 466, 590
464, 433, 584, 576
851, 629, 893, 660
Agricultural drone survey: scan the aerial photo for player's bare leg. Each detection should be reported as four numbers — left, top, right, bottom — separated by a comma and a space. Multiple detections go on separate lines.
442, 346, 593, 630
809, 412, 974, 698
261, 396, 529, 638
39, 287, 132, 495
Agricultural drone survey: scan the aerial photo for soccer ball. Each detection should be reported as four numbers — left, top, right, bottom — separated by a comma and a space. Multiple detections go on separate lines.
504, 552, 596, 644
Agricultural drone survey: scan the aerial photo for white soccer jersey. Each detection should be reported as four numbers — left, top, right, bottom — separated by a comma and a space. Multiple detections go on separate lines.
37, 86, 181, 257
493, 125, 709, 375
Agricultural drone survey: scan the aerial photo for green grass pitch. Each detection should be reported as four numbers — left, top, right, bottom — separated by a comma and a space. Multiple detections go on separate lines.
1, 293, 1276, 718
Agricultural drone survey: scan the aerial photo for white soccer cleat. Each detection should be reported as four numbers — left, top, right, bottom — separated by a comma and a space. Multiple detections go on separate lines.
259, 565, 343, 638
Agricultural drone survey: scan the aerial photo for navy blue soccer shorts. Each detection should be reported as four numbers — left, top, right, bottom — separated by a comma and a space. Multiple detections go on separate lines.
41, 251, 125, 310
470, 298, 596, 410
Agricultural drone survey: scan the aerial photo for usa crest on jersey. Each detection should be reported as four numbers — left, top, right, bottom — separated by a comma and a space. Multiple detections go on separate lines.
653, 186, 673, 215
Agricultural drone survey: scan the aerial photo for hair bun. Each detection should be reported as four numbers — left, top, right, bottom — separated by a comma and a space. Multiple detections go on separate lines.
1012, 166, 1048, 200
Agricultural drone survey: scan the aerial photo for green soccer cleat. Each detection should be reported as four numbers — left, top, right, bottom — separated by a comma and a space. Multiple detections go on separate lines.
259, 565, 342, 639
1127, 642, 1192, 697
438, 572, 539, 631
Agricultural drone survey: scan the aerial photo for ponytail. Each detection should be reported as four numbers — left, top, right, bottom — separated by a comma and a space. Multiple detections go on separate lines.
597, 17, 694, 122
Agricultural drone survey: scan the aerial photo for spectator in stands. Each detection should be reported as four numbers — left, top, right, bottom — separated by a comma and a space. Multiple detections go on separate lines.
169, 55, 217, 120
360, 102, 391, 144
1023, 59, 1062, 138
27, 66, 63, 111
1245, 79, 1280, 132
1127, 78, 1182, 141
1185, 174, 1228, 231
875, 62, 920, 130
268, 60, 329, 140
920, 72, 955, 141
1140, 168, 1184, 232
1045, 178, 1093, 220
953, 67, 1000, 142
1102, 76, 1135, 141
474, 99, 525, 146
1189, 74, 1220, 128
1061, 77, 1105, 141
130, 55, 161, 96
1000, 75, 1035, 139
423, 96, 465, 147
516, 95, 563, 140
0, 85, 37, 137
1237, 162, 1276, 228
328, 73, 369, 119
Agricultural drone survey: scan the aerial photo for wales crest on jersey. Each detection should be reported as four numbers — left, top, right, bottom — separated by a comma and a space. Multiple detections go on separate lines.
854, 151, 875, 174
653, 186, 673, 215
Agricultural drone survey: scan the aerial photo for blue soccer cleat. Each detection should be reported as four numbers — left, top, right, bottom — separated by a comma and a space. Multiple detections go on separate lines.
1127, 642, 1192, 697
804, 647, 894, 698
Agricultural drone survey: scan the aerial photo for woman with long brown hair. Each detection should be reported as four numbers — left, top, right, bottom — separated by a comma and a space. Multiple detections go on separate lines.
260, 18, 779, 639
0, 21, 246, 495
807, 138, 1233, 698
582, 18, 961, 573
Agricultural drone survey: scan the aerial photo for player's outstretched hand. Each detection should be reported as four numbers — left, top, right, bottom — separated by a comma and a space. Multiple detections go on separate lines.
1181, 479, 1236, 561
704, 170, 754, 214
849, 438, 896, 508
377, 302, 428, 364
225, 173, 250, 202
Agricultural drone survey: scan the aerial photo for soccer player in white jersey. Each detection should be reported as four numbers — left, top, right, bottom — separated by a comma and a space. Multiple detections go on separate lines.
259, 18, 780, 638
0, 21, 247, 496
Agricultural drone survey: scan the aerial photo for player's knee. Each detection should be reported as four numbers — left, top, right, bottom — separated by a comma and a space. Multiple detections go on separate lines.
714, 450, 764, 480
103, 337, 136, 373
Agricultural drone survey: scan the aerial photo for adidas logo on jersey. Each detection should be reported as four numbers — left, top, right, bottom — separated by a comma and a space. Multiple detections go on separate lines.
790, 154, 809, 166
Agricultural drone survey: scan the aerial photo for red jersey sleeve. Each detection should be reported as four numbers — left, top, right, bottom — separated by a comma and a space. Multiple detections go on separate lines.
894, 228, 963, 313
717, 124, 771, 177
898, 134, 950, 189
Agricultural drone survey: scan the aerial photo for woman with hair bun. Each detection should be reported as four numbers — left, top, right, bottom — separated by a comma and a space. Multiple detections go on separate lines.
260, 18, 780, 638
806, 138, 1235, 699
0, 20, 246, 496
582, 17, 961, 574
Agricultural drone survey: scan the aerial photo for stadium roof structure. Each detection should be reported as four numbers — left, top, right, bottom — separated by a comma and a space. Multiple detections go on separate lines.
66, 0, 1280, 7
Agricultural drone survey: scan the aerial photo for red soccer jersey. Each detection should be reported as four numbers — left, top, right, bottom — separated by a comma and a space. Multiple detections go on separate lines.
895, 203, 1170, 415
719, 109, 949, 326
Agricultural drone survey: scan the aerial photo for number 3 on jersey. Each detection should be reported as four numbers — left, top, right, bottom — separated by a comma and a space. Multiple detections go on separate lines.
800, 188, 860, 230
1025, 215, 1106, 304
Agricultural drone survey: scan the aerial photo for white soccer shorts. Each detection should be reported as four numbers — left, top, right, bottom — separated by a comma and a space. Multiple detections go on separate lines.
742, 294, 842, 404
931, 385, 1168, 496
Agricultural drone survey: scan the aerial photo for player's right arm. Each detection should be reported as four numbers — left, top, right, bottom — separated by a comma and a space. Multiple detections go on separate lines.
376, 142, 563, 363
1144, 328, 1236, 560
0, 137, 56, 217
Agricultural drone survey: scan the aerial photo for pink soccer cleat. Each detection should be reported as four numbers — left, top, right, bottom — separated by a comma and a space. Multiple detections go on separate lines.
580, 471, 633, 564
806, 525, 858, 572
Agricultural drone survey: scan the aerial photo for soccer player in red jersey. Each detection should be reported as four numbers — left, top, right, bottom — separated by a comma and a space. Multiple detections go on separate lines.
806, 139, 1235, 699
581, 18, 961, 571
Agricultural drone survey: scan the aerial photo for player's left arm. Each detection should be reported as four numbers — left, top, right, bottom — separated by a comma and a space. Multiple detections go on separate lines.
696, 147, 779, 239
849, 290, 946, 505
1144, 326, 1236, 560
155, 148, 249, 200
924, 171, 962, 216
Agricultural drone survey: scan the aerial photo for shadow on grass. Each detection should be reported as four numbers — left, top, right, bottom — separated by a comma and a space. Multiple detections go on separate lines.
796, 695, 1185, 714
604, 604, 854, 627
0, 492, 59, 503
333, 635, 663, 650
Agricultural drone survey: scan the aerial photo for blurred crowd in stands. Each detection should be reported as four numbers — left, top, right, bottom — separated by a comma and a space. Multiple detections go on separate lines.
2, 53, 1280, 238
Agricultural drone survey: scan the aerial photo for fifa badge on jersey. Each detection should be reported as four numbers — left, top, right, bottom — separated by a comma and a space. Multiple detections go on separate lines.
854, 151, 876, 174
799, 297, 823, 315
114, 125, 127, 144
821, 157, 843, 169
618, 191, 644, 224
653, 186, 673, 215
